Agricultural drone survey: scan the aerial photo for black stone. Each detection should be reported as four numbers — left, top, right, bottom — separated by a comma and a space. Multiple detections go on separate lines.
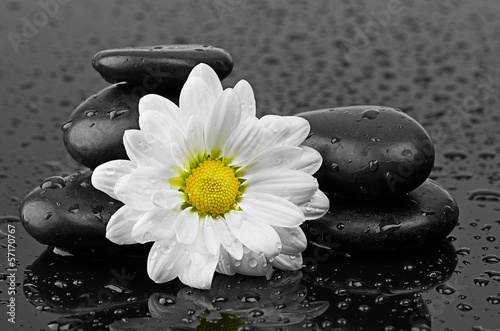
92, 45, 233, 91
297, 106, 435, 198
301, 179, 459, 252
62, 83, 178, 169
19, 169, 147, 255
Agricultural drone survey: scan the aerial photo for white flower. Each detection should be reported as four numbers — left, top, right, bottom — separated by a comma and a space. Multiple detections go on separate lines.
91, 63, 329, 289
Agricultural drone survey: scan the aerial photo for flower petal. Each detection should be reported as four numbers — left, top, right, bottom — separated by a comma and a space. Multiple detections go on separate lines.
216, 247, 236, 276
234, 79, 256, 120
204, 217, 221, 256
127, 166, 175, 193
151, 189, 186, 209
298, 189, 330, 220
239, 193, 305, 227
229, 246, 272, 277
114, 174, 156, 211
92, 160, 135, 200
185, 116, 206, 162
123, 129, 172, 167
243, 169, 319, 204
131, 208, 176, 243
223, 117, 262, 165
273, 226, 307, 254
147, 239, 189, 283
106, 206, 145, 244
174, 207, 200, 244
226, 211, 281, 257
212, 218, 243, 260
260, 115, 310, 147
205, 89, 242, 159
236, 146, 303, 177
180, 247, 219, 289
291, 146, 323, 175
270, 253, 303, 271
188, 63, 223, 101
138, 94, 182, 143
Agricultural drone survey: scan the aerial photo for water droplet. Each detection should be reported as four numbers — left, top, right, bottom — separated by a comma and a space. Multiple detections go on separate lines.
371, 137, 381, 142
337, 301, 349, 310
249, 309, 264, 317
358, 304, 371, 312
347, 278, 365, 288
108, 109, 129, 119
61, 120, 72, 132
330, 163, 340, 173
456, 303, 473, 311
105, 168, 115, 176
436, 284, 456, 295
337, 223, 345, 230
234, 260, 241, 267
331, 137, 342, 144
248, 258, 258, 268
482, 255, 500, 264
80, 180, 92, 188
361, 108, 380, 119
212, 296, 228, 303
158, 295, 176, 305
375, 294, 388, 304
456, 247, 471, 256
369, 160, 379, 171
85, 110, 97, 117
44, 212, 53, 220
238, 291, 261, 303
473, 278, 490, 287
404, 264, 415, 271
402, 150, 413, 157
468, 189, 500, 201
67, 204, 80, 214
72, 279, 83, 286
40, 176, 66, 189
486, 295, 500, 305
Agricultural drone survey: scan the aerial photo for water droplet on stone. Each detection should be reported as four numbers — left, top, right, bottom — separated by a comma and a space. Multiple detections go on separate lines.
436, 284, 456, 295
44, 212, 53, 220
330, 163, 340, 173
361, 108, 380, 119
331, 137, 342, 144
67, 204, 80, 214
482, 255, 500, 264
369, 160, 379, 171
40, 176, 66, 189
456, 303, 473, 311
61, 120, 72, 132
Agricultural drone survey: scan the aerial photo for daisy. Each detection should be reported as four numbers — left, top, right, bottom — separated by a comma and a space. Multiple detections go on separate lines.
91, 63, 329, 289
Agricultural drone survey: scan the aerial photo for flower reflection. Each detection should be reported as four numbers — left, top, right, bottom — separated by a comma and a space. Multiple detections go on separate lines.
110, 271, 329, 330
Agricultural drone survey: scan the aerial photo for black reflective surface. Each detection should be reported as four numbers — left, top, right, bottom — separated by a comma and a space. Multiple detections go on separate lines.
1, 1, 500, 330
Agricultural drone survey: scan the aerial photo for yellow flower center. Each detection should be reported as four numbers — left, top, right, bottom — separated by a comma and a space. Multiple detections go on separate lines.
183, 159, 241, 217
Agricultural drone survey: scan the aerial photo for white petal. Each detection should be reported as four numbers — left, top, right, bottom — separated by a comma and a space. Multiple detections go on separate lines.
180, 247, 219, 289
204, 217, 221, 255
230, 247, 272, 277
234, 79, 256, 120
239, 193, 305, 227
226, 211, 281, 257
180, 77, 214, 123
169, 142, 190, 171
243, 169, 319, 204
169, 126, 198, 168
216, 247, 235, 276
123, 130, 171, 167
273, 226, 307, 254
131, 208, 175, 243
260, 115, 310, 147
187, 63, 223, 100
174, 207, 200, 244
92, 160, 135, 200
237, 146, 303, 177
298, 189, 330, 220
205, 89, 242, 159
126, 166, 175, 193
139, 94, 184, 135
114, 174, 156, 211
147, 239, 188, 283
151, 189, 185, 209
223, 117, 262, 165
291, 146, 323, 175
212, 218, 243, 260
270, 253, 303, 271
185, 116, 206, 162
106, 206, 145, 244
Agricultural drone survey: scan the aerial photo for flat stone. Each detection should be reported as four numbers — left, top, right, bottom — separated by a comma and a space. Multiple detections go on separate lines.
62, 83, 178, 169
92, 45, 233, 91
301, 179, 459, 252
19, 169, 147, 255
297, 106, 435, 198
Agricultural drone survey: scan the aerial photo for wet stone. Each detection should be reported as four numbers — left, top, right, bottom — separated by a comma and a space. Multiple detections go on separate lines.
297, 106, 435, 199
62, 82, 178, 169
92, 45, 233, 91
301, 179, 459, 252
19, 169, 145, 255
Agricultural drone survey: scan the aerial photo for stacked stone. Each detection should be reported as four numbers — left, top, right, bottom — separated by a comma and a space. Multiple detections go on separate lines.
19, 45, 234, 255
297, 107, 458, 253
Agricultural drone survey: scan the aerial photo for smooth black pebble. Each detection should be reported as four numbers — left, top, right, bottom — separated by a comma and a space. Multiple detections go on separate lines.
301, 179, 459, 252
92, 45, 233, 91
297, 106, 435, 198
62, 83, 178, 169
20, 169, 147, 255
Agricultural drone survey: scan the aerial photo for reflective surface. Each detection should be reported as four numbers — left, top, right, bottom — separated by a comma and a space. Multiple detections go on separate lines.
1, 1, 499, 330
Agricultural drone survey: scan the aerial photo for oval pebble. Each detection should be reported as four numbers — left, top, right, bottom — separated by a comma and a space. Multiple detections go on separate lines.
92, 45, 233, 91
301, 179, 459, 252
62, 83, 178, 169
297, 106, 435, 198
19, 169, 146, 255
